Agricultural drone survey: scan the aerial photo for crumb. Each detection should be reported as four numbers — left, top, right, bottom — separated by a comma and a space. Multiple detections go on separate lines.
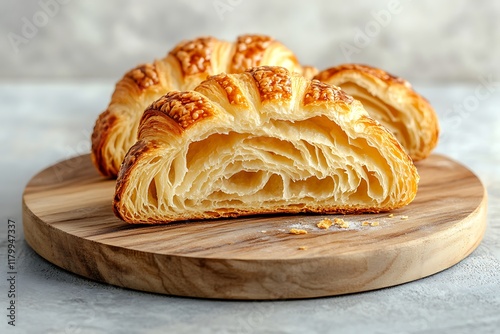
289, 228, 308, 235
388, 213, 394, 218
333, 218, 349, 229
298, 246, 308, 250
317, 218, 333, 229
400, 215, 409, 220
261, 230, 267, 233
362, 221, 379, 227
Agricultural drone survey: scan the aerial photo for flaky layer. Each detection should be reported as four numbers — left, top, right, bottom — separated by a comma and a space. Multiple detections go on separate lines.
113, 66, 419, 224
91, 35, 307, 177
314, 64, 439, 161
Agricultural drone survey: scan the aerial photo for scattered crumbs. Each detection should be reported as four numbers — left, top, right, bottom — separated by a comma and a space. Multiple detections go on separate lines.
362, 221, 370, 226
261, 230, 267, 233
400, 215, 409, 220
289, 228, 308, 235
370, 221, 380, 227
317, 218, 333, 229
298, 246, 308, 251
388, 213, 394, 218
333, 218, 349, 229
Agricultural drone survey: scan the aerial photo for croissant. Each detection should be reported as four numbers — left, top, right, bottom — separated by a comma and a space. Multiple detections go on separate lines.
314, 64, 439, 161
113, 66, 419, 224
91, 34, 307, 177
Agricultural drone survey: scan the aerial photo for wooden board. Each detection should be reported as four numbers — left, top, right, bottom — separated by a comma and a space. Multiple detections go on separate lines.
22, 154, 487, 300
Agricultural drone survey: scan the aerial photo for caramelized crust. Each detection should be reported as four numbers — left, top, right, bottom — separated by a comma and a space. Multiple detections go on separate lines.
146, 91, 214, 130
209, 73, 249, 106
170, 37, 214, 76
126, 63, 160, 90
315, 64, 410, 87
303, 80, 353, 105
248, 66, 292, 102
230, 35, 273, 73
90, 110, 117, 176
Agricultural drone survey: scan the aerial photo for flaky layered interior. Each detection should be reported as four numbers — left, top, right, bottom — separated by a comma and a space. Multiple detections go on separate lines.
339, 82, 416, 153
314, 65, 439, 161
114, 70, 418, 223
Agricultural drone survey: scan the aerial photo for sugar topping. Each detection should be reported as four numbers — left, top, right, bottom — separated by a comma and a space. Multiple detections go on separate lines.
148, 91, 214, 129
126, 63, 160, 89
171, 37, 214, 76
248, 66, 292, 102
303, 80, 353, 105
231, 35, 273, 73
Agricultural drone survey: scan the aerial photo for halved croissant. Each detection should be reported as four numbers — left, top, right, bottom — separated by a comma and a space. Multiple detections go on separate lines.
314, 64, 439, 161
113, 66, 419, 224
92, 34, 308, 177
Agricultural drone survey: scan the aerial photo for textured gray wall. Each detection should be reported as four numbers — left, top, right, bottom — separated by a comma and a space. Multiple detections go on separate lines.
1, 0, 498, 82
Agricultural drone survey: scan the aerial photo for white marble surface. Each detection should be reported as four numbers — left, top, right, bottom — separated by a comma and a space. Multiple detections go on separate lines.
0, 81, 499, 333
1, 0, 499, 83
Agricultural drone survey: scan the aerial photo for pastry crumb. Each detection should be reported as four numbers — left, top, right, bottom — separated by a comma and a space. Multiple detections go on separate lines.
370, 221, 379, 227
333, 218, 349, 229
388, 213, 394, 218
400, 215, 409, 220
289, 228, 308, 235
362, 221, 379, 227
362, 221, 370, 226
298, 246, 308, 250
317, 218, 333, 229
261, 230, 267, 233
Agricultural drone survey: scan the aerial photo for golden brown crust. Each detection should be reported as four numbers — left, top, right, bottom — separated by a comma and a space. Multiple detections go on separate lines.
125, 63, 160, 90
144, 91, 215, 130
230, 34, 273, 73
248, 66, 292, 102
209, 73, 249, 106
90, 110, 117, 177
91, 35, 306, 178
170, 37, 214, 76
303, 80, 353, 105
314, 64, 410, 87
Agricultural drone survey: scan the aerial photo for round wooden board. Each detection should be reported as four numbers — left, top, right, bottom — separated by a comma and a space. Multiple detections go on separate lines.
22, 154, 487, 300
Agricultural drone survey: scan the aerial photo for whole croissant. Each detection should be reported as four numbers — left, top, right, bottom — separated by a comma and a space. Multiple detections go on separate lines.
91, 34, 310, 177
113, 66, 419, 224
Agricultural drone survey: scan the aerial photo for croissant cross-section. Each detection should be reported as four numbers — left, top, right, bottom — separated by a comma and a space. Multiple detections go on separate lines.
113, 66, 419, 224
91, 34, 307, 178
314, 64, 439, 161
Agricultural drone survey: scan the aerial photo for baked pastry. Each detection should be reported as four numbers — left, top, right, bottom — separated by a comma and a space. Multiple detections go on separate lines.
113, 66, 419, 224
92, 34, 307, 177
314, 64, 439, 161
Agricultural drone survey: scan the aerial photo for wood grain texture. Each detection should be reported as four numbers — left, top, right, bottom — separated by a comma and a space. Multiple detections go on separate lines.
22, 154, 487, 300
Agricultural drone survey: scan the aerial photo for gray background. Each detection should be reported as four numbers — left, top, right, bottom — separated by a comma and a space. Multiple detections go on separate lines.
1, 0, 499, 82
